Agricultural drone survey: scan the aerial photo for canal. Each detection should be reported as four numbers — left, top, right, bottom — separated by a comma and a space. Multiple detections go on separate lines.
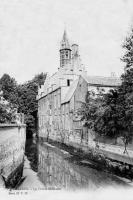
23, 138, 130, 190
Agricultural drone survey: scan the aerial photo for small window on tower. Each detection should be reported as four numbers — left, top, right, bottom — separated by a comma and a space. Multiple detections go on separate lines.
66, 53, 68, 58
66, 51, 68, 58
67, 79, 70, 86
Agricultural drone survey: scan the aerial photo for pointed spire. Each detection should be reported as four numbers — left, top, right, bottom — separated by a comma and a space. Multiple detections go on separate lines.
63, 29, 67, 40
60, 29, 71, 50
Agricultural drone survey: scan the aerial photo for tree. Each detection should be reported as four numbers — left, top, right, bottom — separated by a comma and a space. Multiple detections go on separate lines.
93, 89, 120, 138
0, 74, 18, 107
32, 72, 47, 88
116, 28, 133, 152
0, 91, 15, 123
78, 89, 104, 128
0, 103, 12, 123
79, 87, 131, 152
117, 69, 133, 153
121, 28, 133, 70
79, 28, 133, 153
17, 73, 47, 137
0, 72, 47, 137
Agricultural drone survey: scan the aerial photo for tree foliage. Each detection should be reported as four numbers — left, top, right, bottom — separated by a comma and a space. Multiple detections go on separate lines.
17, 73, 47, 136
0, 74, 18, 106
0, 91, 16, 123
79, 28, 133, 151
0, 72, 47, 136
78, 90, 104, 130
121, 29, 133, 70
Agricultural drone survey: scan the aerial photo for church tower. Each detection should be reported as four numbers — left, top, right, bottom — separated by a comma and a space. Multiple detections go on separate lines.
60, 30, 72, 67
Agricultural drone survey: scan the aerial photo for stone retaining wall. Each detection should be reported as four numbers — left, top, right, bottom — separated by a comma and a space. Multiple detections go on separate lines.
40, 127, 133, 179
39, 136, 133, 180
0, 124, 26, 188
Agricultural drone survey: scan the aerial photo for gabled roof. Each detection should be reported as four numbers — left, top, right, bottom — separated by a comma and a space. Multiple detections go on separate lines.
61, 74, 121, 104
82, 74, 121, 87
62, 79, 79, 104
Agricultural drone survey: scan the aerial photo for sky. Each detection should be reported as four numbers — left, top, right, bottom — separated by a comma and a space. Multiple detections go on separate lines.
0, 0, 133, 83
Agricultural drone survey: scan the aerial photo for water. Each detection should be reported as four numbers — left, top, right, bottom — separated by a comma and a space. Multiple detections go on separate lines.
25, 138, 130, 190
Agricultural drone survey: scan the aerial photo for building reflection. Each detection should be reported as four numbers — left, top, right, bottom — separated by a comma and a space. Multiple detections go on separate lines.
37, 143, 100, 190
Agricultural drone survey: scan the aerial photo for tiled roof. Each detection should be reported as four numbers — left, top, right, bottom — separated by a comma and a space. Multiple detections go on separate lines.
62, 79, 79, 104
82, 74, 121, 87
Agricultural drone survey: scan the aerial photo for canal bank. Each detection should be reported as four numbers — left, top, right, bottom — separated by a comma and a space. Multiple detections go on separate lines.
18, 157, 44, 190
40, 138, 133, 181
18, 138, 132, 190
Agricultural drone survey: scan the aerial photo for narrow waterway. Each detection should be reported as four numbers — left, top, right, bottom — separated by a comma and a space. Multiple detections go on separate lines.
24, 138, 130, 190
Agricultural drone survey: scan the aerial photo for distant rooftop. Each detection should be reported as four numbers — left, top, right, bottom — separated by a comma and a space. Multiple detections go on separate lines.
82, 74, 121, 87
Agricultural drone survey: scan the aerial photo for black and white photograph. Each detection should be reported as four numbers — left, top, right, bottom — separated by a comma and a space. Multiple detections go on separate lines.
0, 0, 133, 199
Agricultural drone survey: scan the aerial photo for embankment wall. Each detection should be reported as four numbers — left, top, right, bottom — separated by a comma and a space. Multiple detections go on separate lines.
39, 128, 133, 179
0, 124, 26, 188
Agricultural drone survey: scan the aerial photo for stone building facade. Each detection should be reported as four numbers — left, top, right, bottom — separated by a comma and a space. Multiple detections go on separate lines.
37, 30, 120, 145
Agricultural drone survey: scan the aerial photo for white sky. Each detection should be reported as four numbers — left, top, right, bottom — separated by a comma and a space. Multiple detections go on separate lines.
0, 0, 133, 83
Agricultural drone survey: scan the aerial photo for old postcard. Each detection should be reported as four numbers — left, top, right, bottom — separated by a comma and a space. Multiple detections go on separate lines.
0, 0, 133, 199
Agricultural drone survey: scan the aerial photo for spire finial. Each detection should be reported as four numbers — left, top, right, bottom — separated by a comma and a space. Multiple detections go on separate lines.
63, 22, 67, 40
60, 25, 70, 50
64, 22, 67, 30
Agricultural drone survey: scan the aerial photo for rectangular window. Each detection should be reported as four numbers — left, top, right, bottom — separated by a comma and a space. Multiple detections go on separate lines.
67, 79, 70, 86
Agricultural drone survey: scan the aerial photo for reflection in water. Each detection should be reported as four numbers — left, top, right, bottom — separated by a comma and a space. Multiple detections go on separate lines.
25, 139, 129, 190
38, 144, 96, 189
25, 138, 38, 172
